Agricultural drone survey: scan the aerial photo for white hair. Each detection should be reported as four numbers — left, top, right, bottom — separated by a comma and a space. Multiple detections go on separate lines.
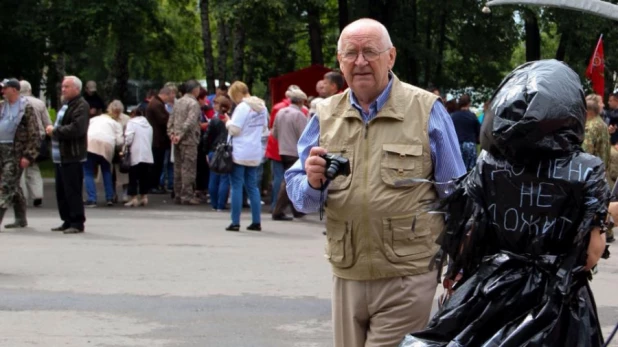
337, 18, 393, 52
107, 100, 124, 114
64, 76, 83, 92
19, 80, 32, 96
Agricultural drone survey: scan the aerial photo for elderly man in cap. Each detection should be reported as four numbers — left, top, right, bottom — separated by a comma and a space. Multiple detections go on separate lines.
167, 79, 202, 205
0, 78, 40, 231
19, 80, 52, 207
271, 88, 309, 221
286, 18, 465, 347
266, 85, 309, 212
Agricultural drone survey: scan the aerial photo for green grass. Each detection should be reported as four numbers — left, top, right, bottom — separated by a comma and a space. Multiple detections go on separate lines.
39, 160, 55, 178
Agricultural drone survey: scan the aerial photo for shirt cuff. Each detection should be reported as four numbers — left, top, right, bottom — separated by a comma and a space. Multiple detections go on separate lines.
303, 178, 324, 200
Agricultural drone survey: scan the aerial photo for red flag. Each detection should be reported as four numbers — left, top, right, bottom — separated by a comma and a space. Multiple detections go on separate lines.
586, 35, 605, 96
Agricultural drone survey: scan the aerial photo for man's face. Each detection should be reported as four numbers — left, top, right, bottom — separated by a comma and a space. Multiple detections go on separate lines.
338, 26, 395, 101
62, 79, 79, 100
1, 87, 17, 100
609, 96, 618, 110
323, 80, 337, 97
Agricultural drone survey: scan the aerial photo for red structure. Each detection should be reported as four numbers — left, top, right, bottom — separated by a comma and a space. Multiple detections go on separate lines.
268, 64, 333, 106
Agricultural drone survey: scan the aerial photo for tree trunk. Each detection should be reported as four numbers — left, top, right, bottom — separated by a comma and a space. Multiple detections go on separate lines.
424, 8, 434, 85
52, 53, 66, 109
409, 0, 419, 85
199, 0, 216, 94
524, 10, 541, 62
232, 17, 246, 82
555, 28, 569, 61
245, 46, 255, 90
307, 2, 324, 65
217, 17, 230, 84
338, 0, 349, 33
111, 41, 129, 105
434, 1, 448, 86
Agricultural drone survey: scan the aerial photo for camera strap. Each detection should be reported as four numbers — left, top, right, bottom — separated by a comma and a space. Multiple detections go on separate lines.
319, 179, 325, 221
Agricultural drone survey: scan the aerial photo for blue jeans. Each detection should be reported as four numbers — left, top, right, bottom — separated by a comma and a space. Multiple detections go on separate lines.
83, 152, 114, 202
159, 149, 174, 190
208, 152, 230, 210
270, 160, 284, 211
230, 164, 261, 225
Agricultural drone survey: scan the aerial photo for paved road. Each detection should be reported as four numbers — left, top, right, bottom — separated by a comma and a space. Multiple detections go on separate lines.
0, 182, 616, 346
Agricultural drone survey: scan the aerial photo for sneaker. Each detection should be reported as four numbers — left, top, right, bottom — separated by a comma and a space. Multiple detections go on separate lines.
51, 225, 69, 232
182, 198, 201, 206
33, 199, 42, 207
85, 201, 97, 208
226, 224, 240, 232
247, 223, 262, 231
272, 214, 293, 221
106, 200, 114, 207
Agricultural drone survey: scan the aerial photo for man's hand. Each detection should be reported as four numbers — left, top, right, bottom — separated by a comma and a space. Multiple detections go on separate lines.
20, 158, 30, 169
45, 125, 54, 136
172, 135, 180, 145
610, 125, 617, 135
306, 147, 328, 189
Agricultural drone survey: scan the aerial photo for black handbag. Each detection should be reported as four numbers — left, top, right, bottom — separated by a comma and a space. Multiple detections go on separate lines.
119, 145, 131, 174
209, 138, 233, 174
35, 135, 51, 163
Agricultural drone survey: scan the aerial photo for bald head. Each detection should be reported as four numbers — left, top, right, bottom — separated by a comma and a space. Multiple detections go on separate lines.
337, 18, 393, 52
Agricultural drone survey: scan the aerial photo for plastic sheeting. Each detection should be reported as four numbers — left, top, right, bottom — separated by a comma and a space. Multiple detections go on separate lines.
400, 60, 610, 347
487, 0, 618, 22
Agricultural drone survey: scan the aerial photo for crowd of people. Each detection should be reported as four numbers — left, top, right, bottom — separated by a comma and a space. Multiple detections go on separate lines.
0, 68, 348, 234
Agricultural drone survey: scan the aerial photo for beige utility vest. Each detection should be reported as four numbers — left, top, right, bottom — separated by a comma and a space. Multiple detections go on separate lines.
317, 76, 445, 281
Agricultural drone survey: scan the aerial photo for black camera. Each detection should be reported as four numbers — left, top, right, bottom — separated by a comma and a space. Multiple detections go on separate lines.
320, 154, 351, 180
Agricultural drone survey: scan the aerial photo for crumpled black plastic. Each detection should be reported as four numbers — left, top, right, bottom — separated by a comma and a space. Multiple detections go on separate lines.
400, 60, 610, 347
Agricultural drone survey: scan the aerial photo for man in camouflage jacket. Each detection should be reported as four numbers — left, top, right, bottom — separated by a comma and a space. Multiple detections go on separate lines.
0, 79, 40, 231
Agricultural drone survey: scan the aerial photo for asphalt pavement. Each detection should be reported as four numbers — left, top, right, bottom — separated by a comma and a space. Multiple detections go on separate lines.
0, 181, 616, 346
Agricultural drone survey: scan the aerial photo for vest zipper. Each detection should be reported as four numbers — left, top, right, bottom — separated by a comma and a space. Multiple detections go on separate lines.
363, 119, 374, 278
364, 123, 369, 139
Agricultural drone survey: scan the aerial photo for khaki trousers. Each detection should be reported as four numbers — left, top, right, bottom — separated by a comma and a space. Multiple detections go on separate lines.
332, 270, 438, 347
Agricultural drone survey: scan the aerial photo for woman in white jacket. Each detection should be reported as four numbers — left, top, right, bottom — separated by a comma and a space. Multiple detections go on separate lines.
224, 81, 268, 232
124, 108, 154, 207
84, 101, 124, 207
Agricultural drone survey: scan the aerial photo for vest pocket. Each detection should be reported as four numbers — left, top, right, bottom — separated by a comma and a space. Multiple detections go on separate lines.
324, 219, 355, 268
380, 144, 423, 187
383, 214, 433, 262
325, 147, 353, 191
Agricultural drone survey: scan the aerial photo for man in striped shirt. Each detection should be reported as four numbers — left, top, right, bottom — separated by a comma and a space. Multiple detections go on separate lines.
285, 18, 466, 347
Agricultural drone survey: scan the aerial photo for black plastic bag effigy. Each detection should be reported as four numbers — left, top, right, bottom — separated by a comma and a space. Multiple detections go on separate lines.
401, 60, 610, 347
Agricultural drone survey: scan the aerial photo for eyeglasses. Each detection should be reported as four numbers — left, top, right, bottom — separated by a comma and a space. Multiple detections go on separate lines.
339, 47, 391, 63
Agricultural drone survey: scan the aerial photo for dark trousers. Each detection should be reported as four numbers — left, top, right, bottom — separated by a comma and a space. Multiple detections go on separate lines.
128, 163, 152, 196
272, 155, 298, 217
55, 163, 86, 230
195, 145, 209, 191
151, 147, 167, 190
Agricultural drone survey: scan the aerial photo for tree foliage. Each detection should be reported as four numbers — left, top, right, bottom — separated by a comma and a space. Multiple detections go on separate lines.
2, 0, 618, 108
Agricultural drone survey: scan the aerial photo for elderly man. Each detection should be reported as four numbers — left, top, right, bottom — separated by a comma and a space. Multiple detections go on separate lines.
19, 80, 52, 208
0, 79, 40, 231
83, 81, 105, 117
266, 85, 309, 212
146, 86, 176, 193
286, 19, 466, 347
46, 76, 89, 234
271, 88, 308, 221
167, 80, 201, 205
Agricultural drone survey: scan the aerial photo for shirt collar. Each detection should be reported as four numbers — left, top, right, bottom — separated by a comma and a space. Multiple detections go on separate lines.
349, 72, 394, 113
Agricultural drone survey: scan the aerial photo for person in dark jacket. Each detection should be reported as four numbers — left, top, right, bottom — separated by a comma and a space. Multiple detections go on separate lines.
45, 76, 90, 234
206, 95, 231, 211
145, 86, 175, 192
450, 94, 481, 171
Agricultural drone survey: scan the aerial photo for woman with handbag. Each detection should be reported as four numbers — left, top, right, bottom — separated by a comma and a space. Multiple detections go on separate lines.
224, 82, 268, 232
123, 108, 153, 207
206, 95, 232, 211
